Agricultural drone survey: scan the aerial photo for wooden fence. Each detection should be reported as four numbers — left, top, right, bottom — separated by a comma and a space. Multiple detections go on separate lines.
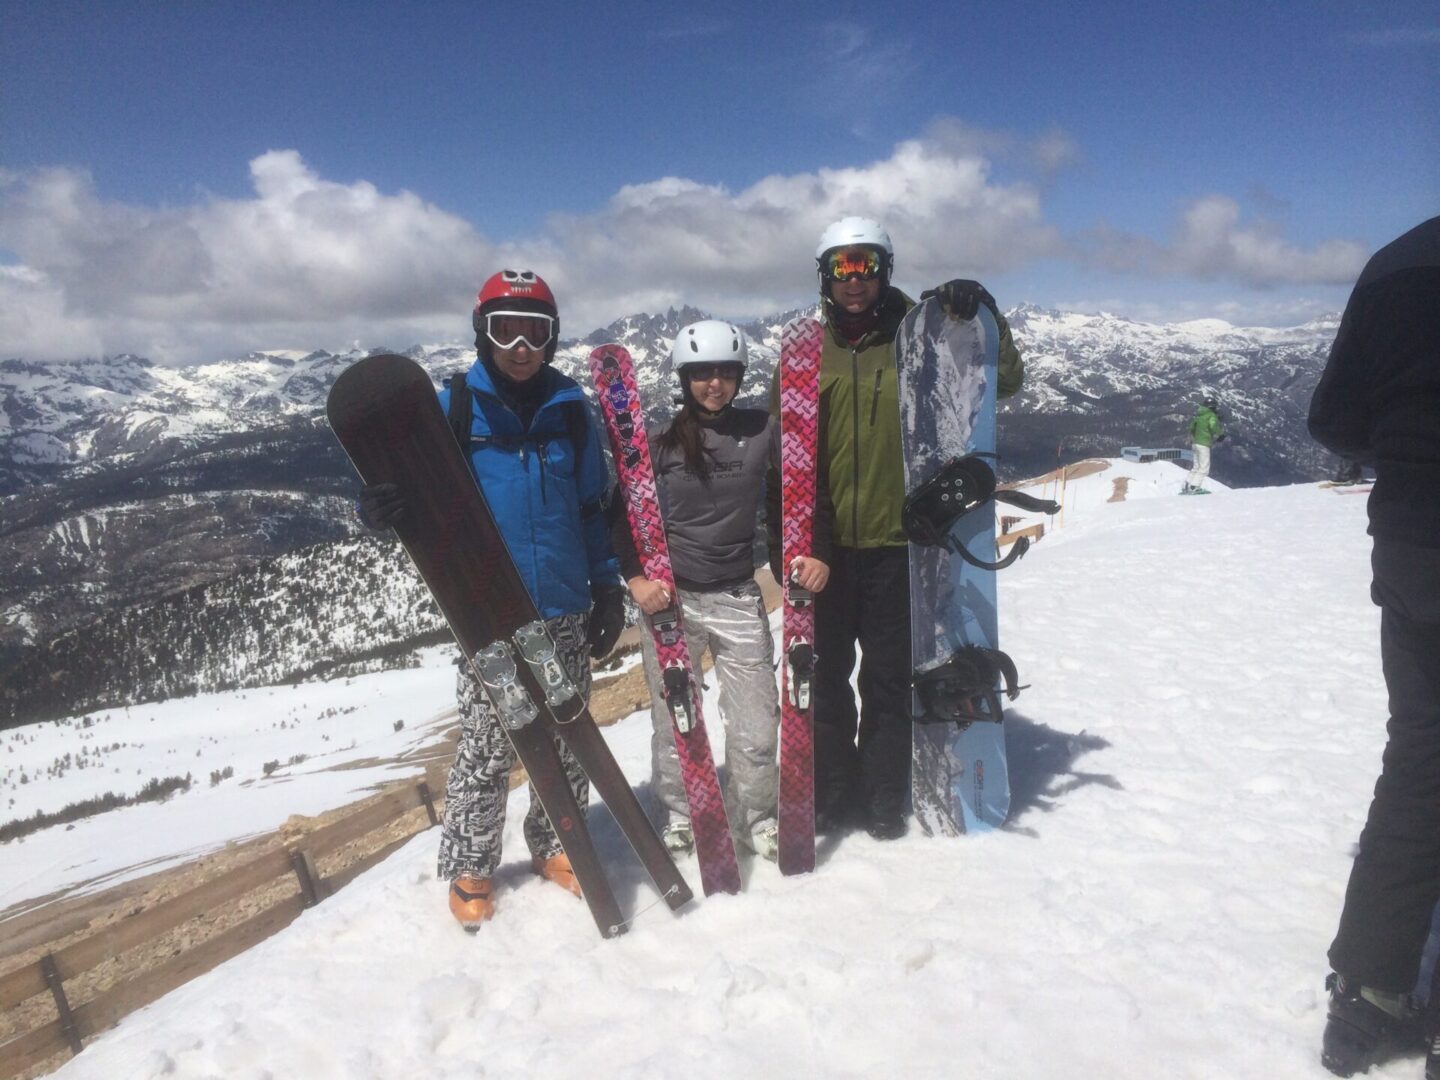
0, 766, 448, 1079
997, 522, 1045, 551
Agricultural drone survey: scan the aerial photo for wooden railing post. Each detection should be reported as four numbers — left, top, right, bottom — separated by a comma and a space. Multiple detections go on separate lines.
40, 953, 83, 1057
417, 780, 439, 826
290, 849, 322, 908
1, 773, 442, 1068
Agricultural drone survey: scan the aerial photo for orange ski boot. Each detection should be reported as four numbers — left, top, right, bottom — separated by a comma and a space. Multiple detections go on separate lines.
531, 852, 583, 898
448, 875, 496, 932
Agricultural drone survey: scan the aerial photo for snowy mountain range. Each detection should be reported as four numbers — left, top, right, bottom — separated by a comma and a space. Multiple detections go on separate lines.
0, 306, 1341, 725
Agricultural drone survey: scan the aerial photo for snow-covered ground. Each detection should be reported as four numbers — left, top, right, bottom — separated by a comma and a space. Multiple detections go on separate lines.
5, 461, 1411, 1078
1, 656, 457, 911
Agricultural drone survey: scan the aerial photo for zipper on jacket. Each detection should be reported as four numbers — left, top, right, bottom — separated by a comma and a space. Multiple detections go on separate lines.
869, 367, 883, 426
850, 346, 861, 543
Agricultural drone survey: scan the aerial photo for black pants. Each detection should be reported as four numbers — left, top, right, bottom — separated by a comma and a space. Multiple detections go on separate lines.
1329, 539, 1440, 992
812, 544, 913, 820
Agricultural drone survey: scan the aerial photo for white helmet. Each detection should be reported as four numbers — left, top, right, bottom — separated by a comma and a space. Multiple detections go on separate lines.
815, 216, 894, 259
671, 319, 748, 370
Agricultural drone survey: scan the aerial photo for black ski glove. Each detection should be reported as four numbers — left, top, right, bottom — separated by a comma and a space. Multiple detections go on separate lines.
587, 583, 627, 659
1215, 433, 1228, 443
357, 482, 406, 529
920, 279, 998, 322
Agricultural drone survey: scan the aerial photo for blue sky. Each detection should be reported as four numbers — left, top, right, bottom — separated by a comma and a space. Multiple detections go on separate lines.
2, 0, 1436, 362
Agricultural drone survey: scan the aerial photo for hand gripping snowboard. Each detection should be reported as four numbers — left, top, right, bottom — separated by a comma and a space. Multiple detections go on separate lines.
326, 354, 692, 936
588, 345, 742, 896
896, 299, 1031, 836
776, 317, 823, 874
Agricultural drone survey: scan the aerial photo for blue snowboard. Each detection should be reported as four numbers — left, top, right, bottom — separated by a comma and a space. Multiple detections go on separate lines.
895, 298, 1009, 836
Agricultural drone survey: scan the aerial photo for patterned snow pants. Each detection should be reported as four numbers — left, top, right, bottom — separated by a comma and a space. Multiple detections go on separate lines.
643, 580, 779, 835
436, 612, 590, 881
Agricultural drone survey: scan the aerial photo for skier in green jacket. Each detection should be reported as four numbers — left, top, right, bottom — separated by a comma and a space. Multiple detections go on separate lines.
1183, 397, 1226, 494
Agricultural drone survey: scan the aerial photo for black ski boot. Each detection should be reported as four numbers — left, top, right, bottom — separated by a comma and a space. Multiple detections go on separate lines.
865, 792, 908, 841
1322, 973, 1407, 1077
866, 811, 907, 841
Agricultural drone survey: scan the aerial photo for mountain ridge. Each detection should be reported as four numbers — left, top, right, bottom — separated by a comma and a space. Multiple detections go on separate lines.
1, 305, 1343, 724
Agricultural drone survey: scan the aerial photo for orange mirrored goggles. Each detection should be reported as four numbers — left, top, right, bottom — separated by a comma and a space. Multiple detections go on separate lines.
485, 311, 554, 351
823, 247, 883, 281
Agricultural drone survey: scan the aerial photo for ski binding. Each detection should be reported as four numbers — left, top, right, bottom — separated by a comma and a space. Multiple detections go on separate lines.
472, 642, 539, 730
649, 604, 685, 648
513, 620, 580, 716
786, 639, 815, 710
661, 664, 694, 734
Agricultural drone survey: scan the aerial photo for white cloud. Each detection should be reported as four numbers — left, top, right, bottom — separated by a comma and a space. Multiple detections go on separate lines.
0, 263, 104, 359
0, 135, 1065, 361
0, 135, 1370, 363
1081, 195, 1368, 287
0, 152, 496, 362
545, 130, 1065, 332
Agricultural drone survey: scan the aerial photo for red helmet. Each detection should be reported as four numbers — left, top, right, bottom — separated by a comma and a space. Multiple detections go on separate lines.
472, 269, 560, 362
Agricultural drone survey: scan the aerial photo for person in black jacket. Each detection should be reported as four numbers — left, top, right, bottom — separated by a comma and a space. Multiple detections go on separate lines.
1309, 216, 1440, 1077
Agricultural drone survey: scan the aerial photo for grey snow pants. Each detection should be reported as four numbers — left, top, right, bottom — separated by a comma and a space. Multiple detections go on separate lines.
436, 612, 590, 881
643, 579, 780, 836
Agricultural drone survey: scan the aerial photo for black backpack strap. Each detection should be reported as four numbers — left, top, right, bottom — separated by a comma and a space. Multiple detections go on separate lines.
449, 376, 601, 519
564, 399, 606, 521
445, 372, 472, 452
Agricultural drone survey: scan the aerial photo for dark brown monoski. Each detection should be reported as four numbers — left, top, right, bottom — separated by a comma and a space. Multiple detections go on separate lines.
326, 353, 692, 938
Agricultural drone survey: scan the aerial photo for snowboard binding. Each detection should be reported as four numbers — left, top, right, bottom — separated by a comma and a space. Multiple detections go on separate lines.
912, 645, 1024, 727
902, 454, 1059, 571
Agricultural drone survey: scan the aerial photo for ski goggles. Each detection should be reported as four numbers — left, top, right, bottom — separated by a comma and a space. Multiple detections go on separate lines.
822, 247, 883, 282
684, 363, 743, 382
485, 310, 554, 351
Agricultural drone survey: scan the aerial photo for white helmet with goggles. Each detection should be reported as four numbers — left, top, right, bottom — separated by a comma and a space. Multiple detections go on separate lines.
815, 216, 893, 259
672, 320, 748, 407
815, 216, 894, 284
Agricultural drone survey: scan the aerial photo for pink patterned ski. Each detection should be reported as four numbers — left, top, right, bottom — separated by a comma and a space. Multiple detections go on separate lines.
588, 344, 741, 896
777, 317, 823, 874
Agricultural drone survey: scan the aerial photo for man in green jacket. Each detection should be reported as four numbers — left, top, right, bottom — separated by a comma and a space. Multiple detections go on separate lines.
783, 216, 1022, 839
1183, 397, 1226, 494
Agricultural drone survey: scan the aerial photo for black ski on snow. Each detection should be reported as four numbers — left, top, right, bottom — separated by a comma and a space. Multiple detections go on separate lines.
326, 353, 693, 938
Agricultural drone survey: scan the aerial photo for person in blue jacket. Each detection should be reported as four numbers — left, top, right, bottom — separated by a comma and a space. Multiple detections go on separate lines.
358, 269, 626, 931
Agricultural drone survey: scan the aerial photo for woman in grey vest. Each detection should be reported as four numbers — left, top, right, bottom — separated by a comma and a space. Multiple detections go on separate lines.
614, 320, 830, 860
